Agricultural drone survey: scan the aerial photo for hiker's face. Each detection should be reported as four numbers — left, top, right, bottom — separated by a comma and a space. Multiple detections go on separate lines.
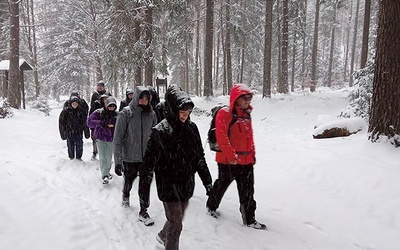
178, 109, 191, 123
236, 94, 252, 109
97, 85, 105, 92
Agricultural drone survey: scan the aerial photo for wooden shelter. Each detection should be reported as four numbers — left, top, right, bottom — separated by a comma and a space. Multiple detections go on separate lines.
0, 58, 33, 109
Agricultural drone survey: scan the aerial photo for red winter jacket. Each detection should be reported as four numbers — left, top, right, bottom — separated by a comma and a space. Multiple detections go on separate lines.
215, 84, 255, 165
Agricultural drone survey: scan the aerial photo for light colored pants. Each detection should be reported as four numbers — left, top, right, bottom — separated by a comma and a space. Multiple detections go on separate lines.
96, 140, 114, 178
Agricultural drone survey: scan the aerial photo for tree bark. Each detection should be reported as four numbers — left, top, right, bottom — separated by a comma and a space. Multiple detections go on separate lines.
360, 0, 371, 69
327, 4, 337, 88
8, 0, 20, 109
225, 0, 232, 94
368, 1, 400, 146
144, 6, 154, 87
279, 0, 289, 93
310, 0, 320, 92
349, 0, 360, 87
262, 0, 273, 98
203, 0, 214, 97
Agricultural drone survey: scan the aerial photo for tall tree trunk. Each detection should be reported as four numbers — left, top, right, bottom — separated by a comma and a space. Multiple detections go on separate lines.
221, 1, 227, 95
310, 0, 320, 92
184, 41, 189, 92
343, 1, 353, 81
291, 5, 298, 92
360, 0, 371, 69
276, 0, 282, 92
8, 0, 20, 109
368, 1, 400, 147
263, 0, 273, 98
327, 4, 337, 88
134, 18, 142, 86
194, 0, 201, 96
203, 0, 214, 96
144, 6, 153, 87
225, 0, 232, 94
279, 0, 289, 93
349, 0, 360, 87
30, 0, 39, 98
301, 0, 308, 90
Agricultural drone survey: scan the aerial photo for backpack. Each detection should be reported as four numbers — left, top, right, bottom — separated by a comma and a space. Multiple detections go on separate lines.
207, 105, 237, 152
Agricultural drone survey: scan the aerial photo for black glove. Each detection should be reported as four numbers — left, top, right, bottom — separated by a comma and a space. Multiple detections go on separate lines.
205, 184, 213, 196
115, 164, 123, 176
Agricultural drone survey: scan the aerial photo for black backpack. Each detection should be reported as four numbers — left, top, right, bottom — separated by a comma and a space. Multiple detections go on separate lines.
207, 105, 237, 152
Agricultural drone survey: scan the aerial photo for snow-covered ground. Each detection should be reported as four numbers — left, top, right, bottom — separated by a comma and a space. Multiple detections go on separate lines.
0, 88, 399, 250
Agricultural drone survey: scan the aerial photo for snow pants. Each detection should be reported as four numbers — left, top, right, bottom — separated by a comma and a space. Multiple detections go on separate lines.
67, 132, 83, 159
158, 201, 189, 250
206, 163, 257, 225
122, 161, 150, 211
96, 140, 113, 178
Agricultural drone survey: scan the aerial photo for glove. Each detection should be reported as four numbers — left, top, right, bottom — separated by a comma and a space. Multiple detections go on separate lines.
115, 164, 123, 176
205, 184, 213, 196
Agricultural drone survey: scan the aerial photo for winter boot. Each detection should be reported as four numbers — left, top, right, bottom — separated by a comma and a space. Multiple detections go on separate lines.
207, 207, 218, 219
246, 220, 267, 230
156, 232, 165, 246
139, 209, 154, 226
122, 195, 130, 208
102, 176, 109, 184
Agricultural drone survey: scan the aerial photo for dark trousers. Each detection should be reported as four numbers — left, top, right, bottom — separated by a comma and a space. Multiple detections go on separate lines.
90, 129, 97, 155
206, 163, 257, 225
122, 161, 150, 211
67, 132, 83, 159
158, 201, 189, 250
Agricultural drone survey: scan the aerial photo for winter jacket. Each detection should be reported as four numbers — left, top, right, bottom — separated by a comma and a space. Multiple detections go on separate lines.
142, 89, 212, 202
89, 89, 107, 115
59, 97, 90, 140
119, 89, 134, 112
147, 86, 161, 123
87, 99, 118, 142
113, 86, 157, 165
215, 83, 255, 165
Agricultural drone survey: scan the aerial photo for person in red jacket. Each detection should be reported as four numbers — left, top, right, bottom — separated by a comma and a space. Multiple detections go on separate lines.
206, 83, 266, 230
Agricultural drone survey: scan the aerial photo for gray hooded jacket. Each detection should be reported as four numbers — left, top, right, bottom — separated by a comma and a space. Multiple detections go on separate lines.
113, 86, 157, 165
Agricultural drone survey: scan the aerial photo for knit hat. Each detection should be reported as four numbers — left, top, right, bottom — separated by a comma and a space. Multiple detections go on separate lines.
97, 80, 105, 87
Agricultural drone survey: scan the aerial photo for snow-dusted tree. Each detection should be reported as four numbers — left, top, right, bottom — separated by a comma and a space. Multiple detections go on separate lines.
36, 0, 107, 99
339, 51, 374, 120
368, 1, 400, 147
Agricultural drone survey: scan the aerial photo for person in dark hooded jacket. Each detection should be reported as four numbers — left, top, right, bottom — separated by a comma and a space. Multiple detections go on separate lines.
146, 85, 161, 122
155, 84, 182, 122
59, 96, 90, 160
113, 86, 157, 226
141, 89, 212, 249
119, 88, 134, 111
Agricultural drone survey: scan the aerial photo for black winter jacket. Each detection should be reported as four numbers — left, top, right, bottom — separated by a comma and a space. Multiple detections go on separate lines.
142, 89, 212, 202
59, 105, 90, 140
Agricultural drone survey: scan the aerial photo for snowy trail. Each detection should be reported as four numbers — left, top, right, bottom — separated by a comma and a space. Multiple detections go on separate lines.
1, 90, 399, 250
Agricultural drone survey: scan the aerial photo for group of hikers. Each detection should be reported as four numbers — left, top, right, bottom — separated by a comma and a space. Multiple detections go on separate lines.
58, 80, 266, 250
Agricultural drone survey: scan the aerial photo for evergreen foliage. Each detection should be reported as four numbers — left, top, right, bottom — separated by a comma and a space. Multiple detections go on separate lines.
338, 51, 375, 121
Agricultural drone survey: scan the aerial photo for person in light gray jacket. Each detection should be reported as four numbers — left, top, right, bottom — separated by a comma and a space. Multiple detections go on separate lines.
113, 86, 157, 226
